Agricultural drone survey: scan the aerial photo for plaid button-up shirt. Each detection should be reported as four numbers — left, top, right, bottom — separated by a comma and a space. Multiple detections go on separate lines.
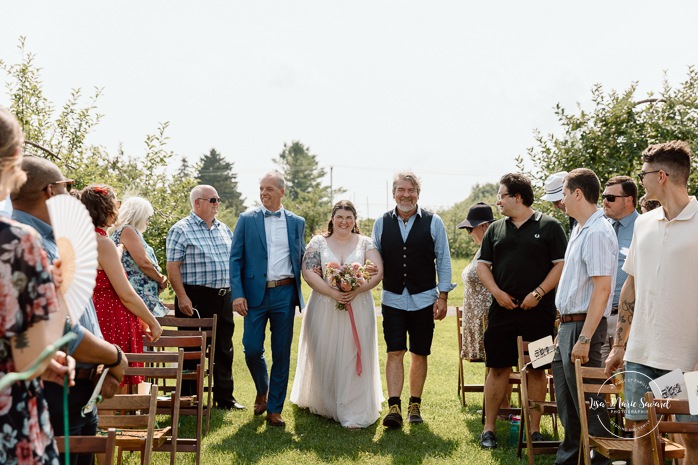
166, 212, 233, 289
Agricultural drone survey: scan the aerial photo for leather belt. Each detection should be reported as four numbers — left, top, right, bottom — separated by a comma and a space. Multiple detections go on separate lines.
266, 277, 295, 288
559, 313, 587, 324
184, 284, 231, 296
75, 368, 96, 380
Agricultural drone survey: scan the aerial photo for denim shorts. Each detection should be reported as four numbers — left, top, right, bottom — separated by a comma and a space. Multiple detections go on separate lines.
624, 361, 698, 422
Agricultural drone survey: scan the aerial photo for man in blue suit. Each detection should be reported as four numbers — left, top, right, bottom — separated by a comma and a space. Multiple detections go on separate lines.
230, 171, 305, 427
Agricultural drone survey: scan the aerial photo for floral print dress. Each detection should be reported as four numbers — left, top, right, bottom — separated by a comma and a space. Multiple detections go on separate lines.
461, 249, 492, 361
0, 217, 60, 465
111, 226, 168, 317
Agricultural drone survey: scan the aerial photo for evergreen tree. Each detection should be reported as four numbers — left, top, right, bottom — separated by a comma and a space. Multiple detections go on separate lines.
196, 148, 245, 216
273, 140, 340, 240
273, 141, 326, 201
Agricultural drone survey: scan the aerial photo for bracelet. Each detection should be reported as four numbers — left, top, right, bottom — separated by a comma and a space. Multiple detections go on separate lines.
104, 344, 123, 368
536, 286, 546, 296
531, 290, 542, 301
612, 344, 626, 349
438, 297, 448, 302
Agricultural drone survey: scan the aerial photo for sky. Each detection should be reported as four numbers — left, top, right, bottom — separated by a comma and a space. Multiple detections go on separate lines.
2, 1, 697, 219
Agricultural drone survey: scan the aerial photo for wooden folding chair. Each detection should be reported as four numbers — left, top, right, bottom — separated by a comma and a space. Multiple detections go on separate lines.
157, 314, 217, 435
645, 391, 694, 465
97, 384, 169, 465
574, 359, 633, 465
516, 336, 560, 464
144, 334, 206, 465
456, 307, 486, 407
124, 350, 183, 465
56, 428, 117, 465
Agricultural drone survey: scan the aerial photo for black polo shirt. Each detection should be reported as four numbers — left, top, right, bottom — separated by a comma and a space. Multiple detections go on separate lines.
478, 211, 567, 313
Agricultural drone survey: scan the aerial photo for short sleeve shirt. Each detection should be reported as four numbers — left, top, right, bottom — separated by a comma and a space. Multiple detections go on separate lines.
479, 211, 567, 312
166, 212, 233, 289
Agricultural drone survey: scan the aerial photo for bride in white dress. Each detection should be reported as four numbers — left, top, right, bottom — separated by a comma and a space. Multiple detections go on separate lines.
290, 200, 384, 428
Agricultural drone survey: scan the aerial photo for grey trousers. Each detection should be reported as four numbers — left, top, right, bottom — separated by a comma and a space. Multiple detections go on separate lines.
552, 318, 611, 465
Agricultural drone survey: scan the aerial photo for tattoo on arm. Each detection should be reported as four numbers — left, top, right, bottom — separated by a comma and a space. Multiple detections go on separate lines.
303, 249, 322, 270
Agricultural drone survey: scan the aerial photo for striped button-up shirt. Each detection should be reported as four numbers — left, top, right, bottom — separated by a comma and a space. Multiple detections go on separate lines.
166, 212, 233, 289
555, 209, 618, 317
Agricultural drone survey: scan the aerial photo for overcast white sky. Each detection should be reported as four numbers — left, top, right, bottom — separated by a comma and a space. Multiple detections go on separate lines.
2, 1, 697, 218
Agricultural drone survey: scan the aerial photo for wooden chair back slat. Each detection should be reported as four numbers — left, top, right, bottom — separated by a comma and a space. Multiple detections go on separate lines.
55, 428, 117, 465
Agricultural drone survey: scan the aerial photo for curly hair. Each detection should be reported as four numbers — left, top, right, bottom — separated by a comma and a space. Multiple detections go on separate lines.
324, 200, 361, 237
81, 184, 118, 227
499, 173, 534, 206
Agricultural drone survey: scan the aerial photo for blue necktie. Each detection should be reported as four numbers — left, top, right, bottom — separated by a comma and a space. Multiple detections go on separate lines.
265, 210, 281, 218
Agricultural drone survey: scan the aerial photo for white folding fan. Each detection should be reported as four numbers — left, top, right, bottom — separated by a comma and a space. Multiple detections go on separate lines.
46, 194, 98, 325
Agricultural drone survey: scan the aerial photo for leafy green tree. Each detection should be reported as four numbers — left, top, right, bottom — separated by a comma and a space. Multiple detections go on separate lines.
273, 140, 341, 240
196, 148, 245, 217
1, 37, 196, 268
517, 68, 698, 218
437, 183, 499, 259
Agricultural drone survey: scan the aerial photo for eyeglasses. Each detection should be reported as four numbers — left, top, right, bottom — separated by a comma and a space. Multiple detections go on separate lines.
43, 179, 74, 192
638, 170, 667, 182
198, 197, 222, 204
496, 193, 511, 201
601, 194, 630, 202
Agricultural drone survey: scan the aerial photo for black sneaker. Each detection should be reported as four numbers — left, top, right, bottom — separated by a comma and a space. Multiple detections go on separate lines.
382, 404, 403, 429
407, 402, 423, 424
479, 430, 497, 449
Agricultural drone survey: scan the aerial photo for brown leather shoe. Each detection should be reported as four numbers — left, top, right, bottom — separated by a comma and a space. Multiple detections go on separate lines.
253, 394, 267, 416
266, 412, 285, 427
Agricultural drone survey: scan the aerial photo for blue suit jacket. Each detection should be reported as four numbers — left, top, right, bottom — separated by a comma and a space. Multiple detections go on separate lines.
229, 208, 305, 309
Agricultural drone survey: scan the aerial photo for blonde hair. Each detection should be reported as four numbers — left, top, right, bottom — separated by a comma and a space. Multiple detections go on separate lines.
113, 196, 154, 233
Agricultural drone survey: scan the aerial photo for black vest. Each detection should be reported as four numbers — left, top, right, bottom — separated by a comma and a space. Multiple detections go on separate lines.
381, 210, 436, 294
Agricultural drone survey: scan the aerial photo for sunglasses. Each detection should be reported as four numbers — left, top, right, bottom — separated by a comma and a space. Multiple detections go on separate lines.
601, 194, 629, 202
199, 197, 222, 204
637, 170, 668, 182
44, 179, 75, 192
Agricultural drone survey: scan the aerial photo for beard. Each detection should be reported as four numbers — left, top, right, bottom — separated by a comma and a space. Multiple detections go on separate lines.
396, 202, 416, 213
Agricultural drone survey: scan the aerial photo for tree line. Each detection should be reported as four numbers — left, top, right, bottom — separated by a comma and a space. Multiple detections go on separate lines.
3, 38, 698, 265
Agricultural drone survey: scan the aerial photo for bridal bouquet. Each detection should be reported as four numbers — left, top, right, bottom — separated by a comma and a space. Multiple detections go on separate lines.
325, 260, 372, 310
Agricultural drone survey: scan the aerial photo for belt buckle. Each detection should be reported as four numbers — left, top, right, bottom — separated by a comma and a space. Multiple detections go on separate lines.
218, 288, 227, 296
267, 280, 276, 289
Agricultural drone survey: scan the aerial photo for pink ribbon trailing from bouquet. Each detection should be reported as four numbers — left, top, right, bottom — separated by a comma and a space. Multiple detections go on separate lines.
346, 303, 363, 376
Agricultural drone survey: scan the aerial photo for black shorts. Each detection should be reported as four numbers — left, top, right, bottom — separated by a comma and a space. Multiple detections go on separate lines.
382, 304, 435, 356
483, 303, 556, 368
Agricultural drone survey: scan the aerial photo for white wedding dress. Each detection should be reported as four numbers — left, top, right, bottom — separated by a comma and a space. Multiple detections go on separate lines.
290, 235, 384, 428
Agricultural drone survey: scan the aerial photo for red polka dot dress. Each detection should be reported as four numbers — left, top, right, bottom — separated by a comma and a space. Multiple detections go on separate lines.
93, 228, 144, 385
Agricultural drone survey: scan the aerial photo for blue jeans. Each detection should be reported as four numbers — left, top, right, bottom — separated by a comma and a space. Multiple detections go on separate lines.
624, 361, 698, 422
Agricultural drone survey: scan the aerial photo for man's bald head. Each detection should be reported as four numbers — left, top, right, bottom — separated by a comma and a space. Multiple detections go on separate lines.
11, 156, 64, 206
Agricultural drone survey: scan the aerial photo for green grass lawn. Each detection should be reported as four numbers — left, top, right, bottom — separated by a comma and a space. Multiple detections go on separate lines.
119, 306, 560, 464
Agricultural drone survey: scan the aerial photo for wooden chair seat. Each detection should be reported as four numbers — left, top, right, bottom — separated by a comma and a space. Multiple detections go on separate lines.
112, 426, 171, 449
589, 437, 633, 459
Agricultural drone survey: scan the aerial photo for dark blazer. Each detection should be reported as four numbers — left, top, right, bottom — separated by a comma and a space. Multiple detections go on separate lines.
229, 208, 305, 309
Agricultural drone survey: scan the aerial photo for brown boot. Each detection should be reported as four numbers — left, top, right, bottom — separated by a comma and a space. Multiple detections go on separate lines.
253, 394, 267, 416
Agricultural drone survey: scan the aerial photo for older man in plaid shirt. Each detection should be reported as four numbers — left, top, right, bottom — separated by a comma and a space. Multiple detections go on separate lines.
167, 184, 244, 410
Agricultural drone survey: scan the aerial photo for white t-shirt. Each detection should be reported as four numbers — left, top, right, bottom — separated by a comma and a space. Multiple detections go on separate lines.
623, 196, 698, 372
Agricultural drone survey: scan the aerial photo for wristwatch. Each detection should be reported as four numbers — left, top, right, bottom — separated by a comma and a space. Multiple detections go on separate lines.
578, 334, 590, 344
